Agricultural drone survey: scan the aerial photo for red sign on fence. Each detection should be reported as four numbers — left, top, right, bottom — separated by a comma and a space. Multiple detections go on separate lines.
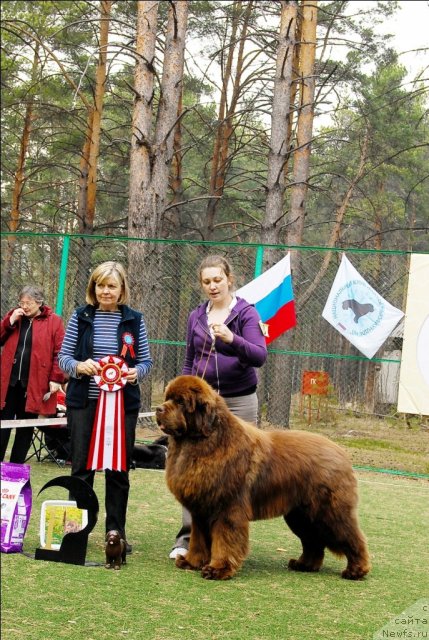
301, 371, 330, 396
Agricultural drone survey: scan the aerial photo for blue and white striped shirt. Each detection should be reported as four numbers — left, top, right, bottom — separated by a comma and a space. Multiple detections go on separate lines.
59, 309, 153, 399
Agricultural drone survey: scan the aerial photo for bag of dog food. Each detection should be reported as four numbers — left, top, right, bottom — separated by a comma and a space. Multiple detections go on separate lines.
1, 462, 32, 553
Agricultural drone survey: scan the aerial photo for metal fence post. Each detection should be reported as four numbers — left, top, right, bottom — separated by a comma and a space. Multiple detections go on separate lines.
56, 234, 70, 316
254, 245, 264, 277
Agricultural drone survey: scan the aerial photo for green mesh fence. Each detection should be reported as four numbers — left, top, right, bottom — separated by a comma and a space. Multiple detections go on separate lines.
1, 232, 413, 426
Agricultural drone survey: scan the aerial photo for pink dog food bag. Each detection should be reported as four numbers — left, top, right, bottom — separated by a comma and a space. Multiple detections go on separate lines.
1, 462, 32, 553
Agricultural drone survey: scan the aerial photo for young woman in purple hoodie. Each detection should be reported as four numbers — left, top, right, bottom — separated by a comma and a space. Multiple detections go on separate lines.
169, 254, 268, 558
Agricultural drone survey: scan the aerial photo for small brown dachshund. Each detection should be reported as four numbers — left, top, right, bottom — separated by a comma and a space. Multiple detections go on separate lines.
105, 530, 126, 570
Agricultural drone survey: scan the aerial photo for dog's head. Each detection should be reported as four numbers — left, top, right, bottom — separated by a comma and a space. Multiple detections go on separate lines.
105, 530, 122, 545
155, 375, 219, 439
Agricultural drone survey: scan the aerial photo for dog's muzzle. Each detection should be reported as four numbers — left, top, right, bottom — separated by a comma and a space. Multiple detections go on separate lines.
155, 405, 187, 437
155, 406, 167, 431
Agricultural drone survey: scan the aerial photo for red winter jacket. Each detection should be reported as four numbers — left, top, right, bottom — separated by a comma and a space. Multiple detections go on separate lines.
1, 305, 66, 415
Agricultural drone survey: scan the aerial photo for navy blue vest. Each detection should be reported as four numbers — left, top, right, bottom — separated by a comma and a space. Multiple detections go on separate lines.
66, 304, 142, 411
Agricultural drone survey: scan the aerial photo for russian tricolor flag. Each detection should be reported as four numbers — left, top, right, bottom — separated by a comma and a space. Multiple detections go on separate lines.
236, 253, 296, 345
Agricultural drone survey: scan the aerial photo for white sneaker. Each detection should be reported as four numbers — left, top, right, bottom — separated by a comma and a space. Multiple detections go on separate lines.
169, 547, 188, 559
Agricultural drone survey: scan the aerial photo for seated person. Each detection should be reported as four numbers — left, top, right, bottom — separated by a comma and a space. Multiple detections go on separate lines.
39, 389, 71, 463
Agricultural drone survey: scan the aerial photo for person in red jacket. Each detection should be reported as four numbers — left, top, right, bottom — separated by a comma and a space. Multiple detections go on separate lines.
0, 285, 66, 463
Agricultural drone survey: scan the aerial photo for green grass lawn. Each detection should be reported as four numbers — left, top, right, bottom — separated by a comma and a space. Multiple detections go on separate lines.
1, 462, 428, 640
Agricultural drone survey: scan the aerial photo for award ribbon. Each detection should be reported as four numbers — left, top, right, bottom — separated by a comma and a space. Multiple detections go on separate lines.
120, 332, 135, 358
87, 355, 128, 472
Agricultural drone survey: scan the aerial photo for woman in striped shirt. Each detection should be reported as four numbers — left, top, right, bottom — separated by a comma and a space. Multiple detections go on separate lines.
59, 261, 153, 555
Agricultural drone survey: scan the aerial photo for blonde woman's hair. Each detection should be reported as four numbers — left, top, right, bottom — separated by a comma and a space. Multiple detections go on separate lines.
198, 255, 234, 287
85, 261, 130, 306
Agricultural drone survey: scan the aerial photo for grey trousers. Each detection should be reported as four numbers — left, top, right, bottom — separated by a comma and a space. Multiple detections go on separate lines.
172, 392, 258, 551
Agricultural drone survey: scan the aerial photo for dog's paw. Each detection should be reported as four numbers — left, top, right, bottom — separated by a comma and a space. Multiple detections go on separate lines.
288, 558, 320, 572
201, 563, 234, 580
341, 566, 369, 580
175, 554, 201, 570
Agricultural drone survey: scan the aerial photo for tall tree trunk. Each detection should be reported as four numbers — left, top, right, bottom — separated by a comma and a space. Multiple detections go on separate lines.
127, 0, 159, 409
278, 3, 316, 426
261, 1, 297, 427
3, 43, 39, 302
128, 0, 188, 258
287, 0, 318, 254
75, 0, 112, 304
128, 0, 188, 406
87, 0, 112, 223
128, 0, 158, 243
284, 10, 302, 180
262, 0, 297, 248
128, 0, 189, 243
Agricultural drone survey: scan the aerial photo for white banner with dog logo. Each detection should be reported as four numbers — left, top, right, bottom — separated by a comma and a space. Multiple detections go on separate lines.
322, 254, 404, 359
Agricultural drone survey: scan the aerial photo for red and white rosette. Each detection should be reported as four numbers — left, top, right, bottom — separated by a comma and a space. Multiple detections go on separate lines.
86, 355, 129, 472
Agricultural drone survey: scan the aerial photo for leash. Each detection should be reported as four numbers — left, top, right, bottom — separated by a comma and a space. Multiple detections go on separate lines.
195, 329, 220, 393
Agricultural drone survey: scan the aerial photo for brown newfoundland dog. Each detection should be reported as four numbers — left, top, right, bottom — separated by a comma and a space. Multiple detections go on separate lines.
156, 375, 371, 581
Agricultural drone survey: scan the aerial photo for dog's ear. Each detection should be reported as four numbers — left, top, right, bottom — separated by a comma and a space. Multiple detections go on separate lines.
182, 384, 202, 414
194, 399, 218, 437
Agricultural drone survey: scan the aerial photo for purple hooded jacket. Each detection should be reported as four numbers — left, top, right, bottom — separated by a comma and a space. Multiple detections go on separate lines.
182, 297, 267, 397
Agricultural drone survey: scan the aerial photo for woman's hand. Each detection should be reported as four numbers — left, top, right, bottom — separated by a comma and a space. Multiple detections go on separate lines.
125, 368, 138, 384
49, 381, 63, 394
76, 359, 101, 376
211, 323, 234, 344
10, 308, 25, 325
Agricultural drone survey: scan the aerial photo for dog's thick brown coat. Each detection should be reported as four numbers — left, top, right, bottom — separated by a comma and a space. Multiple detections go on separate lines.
156, 375, 371, 581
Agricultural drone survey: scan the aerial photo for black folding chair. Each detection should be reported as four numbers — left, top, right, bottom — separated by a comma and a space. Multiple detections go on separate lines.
26, 424, 70, 468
